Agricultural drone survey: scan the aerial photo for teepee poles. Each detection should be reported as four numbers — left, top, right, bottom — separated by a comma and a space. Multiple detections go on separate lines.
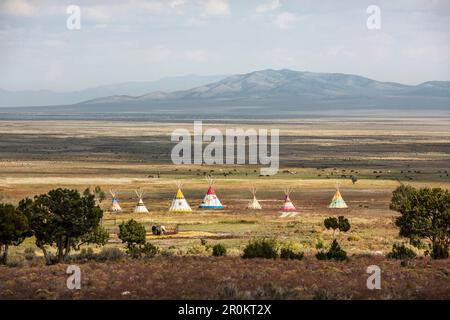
247, 187, 262, 210
199, 175, 224, 209
169, 181, 192, 212
280, 187, 297, 216
329, 182, 348, 208
134, 188, 149, 213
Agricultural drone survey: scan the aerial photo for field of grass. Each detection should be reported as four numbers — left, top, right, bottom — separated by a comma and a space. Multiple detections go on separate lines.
0, 118, 449, 299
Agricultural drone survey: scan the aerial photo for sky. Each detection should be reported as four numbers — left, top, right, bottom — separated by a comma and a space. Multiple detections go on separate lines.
0, 0, 449, 91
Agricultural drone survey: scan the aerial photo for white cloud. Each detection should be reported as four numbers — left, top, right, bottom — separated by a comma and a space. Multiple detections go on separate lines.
272, 11, 298, 29
256, 0, 281, 13
1, 0, 37, 16
204, 0, 230, 16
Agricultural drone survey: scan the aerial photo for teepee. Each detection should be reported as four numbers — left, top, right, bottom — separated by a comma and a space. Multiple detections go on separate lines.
280, 188, 297, 212
169, 182, 192, 212
329, 184, 348, 208
247, 187, 262, 210
134, 189, 149, 213
110, 190, 122, 212
198, 176, 224, 209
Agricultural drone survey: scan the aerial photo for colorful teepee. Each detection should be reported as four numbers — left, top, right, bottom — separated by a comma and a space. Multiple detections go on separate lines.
280, 188, 297, 212
134, 189, 149, 213
109, 190, 122, 212
169, 181, 192, 212
199, 176, 224, 209
329, 184, 348, 208
247, 187, 262, 210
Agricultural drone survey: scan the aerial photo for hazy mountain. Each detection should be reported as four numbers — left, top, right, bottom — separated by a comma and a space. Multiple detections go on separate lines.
75, 69, 450, 114
0, 74, 227, 107
1, 69, 448, 118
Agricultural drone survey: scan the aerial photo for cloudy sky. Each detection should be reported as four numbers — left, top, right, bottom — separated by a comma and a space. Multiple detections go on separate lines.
1, 0, 449, 91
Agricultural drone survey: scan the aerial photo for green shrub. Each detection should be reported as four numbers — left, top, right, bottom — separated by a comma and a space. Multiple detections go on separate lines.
315, 251, 328, 260
141, 243, 160, 258
280, 247, 304, 260
212, 243, 227, 257
337, 216, 351, 233
386, 243, 416, 260
315, 237, 325, 250
128, 246, 143, 259
324, 217, 339, 230
324, 216, 351, 235
242, 238, 278, 259
316, 239, 347, 261
118, 219, 146, 251
97, 247, 125, 261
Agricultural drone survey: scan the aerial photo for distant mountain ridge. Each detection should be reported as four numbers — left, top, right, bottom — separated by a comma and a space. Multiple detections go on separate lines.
1, 69, 449, 117
81, 69, 450, 106
0, 74, 227, 107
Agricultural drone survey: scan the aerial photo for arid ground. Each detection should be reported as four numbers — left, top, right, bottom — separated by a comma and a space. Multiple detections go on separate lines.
0, 117, 449, 299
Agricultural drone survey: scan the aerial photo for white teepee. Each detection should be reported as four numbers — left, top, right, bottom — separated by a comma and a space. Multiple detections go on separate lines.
134, 189, 149, 213
169, 181, 192, 212
110, 189, 122, 212
247, 187, 262, 210
199, 176, 224, 209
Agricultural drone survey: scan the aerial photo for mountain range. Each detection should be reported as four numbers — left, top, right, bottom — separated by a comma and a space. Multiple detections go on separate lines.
0, 74, 227, 107
1, 69, 449, 117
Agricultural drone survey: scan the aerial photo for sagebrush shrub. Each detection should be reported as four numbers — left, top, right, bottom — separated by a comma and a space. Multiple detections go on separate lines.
215, 281, 249, 300
141, 243, 160, 258
386, 243, 416, 260
280, 247, 304, 260
212, 243, 227, 257
97, 247, 125, 261
6, 255, 25, 267
316, 239, 347, 261
242, 238, 278, 259
77, 248, 95, 261
254, 283, 296, 300
187, 244, 209, 255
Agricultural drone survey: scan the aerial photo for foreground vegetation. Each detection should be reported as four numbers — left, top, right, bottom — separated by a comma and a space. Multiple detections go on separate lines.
0, 255, 448, 300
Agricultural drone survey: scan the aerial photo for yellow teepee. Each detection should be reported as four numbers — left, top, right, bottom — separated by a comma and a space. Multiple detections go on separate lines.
169, 182, 192, 212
